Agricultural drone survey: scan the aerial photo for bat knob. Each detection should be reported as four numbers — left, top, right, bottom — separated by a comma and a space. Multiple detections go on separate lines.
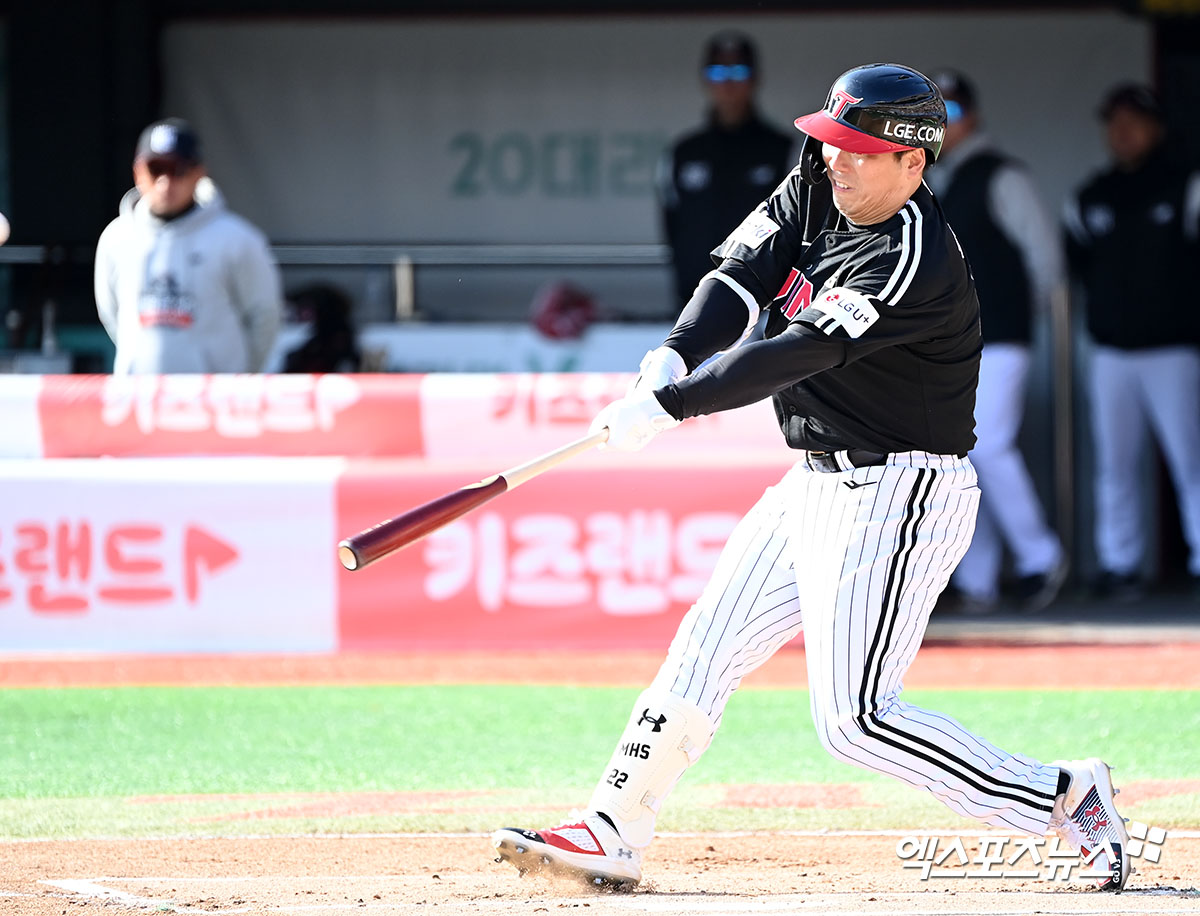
338, 542, 361, 571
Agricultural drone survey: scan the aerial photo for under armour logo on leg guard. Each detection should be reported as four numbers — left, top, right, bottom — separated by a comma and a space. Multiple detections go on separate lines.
637, 709, 668, 732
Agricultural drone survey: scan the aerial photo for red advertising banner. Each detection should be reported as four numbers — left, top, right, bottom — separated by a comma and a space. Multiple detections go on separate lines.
336, 455, 796, 650
8, 373, 790, 460
35, 374, 424, 458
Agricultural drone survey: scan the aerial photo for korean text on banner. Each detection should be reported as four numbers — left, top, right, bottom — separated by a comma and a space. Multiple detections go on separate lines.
336, 456, 795, 650
0, 458, 342, 652
32, 374, 423, 458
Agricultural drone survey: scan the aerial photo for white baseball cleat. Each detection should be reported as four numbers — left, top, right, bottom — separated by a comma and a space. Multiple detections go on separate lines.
1050, 758, 1131, 891
491, 812, 641, 889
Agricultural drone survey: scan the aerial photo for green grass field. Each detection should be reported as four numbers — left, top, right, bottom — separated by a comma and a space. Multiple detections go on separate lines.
1, 685, 1197, 838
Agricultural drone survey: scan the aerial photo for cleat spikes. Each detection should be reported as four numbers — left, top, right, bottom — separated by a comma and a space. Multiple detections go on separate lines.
490, 819, 642, 889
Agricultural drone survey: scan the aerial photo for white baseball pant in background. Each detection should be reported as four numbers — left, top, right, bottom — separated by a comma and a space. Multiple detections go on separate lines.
953, 343, 1063, 601
1088, 344, 1200, 577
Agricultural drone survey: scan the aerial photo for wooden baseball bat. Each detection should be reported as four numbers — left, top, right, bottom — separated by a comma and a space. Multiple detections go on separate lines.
337, 428, 609, 571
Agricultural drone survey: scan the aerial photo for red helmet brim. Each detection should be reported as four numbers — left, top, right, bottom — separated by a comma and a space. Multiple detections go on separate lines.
793, 111, 915, 154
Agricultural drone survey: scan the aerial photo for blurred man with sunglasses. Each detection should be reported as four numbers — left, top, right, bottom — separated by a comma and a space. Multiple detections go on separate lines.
658, 32, 794, 311
95, 118, 281, 374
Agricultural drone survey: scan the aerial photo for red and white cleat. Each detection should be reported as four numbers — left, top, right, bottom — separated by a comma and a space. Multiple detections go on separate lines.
1051, 758, 1132, 891
491, 813, 641, 889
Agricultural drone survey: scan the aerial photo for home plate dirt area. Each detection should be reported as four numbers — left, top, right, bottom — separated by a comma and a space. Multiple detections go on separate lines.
4, 834, 1200, 915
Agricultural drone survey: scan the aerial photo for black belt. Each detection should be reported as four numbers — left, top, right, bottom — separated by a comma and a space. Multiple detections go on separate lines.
804, 449, 888, 473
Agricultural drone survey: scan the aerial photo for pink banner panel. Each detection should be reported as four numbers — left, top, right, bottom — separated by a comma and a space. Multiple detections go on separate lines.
35, 374, 424, 458
335, 455, 796, 650
418, 373, 787, 465
0, 458, 342, 652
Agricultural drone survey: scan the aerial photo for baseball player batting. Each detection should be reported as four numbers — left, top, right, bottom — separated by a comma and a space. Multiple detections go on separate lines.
491, 63, 1131, 892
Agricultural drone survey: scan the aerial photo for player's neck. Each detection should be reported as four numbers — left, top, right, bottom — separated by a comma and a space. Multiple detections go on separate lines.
838, 180, 923, 228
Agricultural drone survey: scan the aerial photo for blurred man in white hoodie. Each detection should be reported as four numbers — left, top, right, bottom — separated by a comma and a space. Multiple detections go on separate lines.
95, 118, 282, 374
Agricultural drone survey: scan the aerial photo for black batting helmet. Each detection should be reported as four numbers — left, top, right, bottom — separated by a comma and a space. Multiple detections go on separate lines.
793, 63, 947, 184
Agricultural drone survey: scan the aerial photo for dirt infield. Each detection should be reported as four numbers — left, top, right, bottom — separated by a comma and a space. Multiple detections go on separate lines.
3, 645, 1197, 915
3, 834, 1199, 915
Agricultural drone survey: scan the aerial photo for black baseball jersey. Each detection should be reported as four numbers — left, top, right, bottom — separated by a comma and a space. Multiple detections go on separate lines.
1064, 146, 1200, 349
659, 112, 795, 310
659, 171, 981, 456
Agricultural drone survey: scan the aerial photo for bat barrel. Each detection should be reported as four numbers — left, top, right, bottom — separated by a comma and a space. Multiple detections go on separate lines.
337, 429, 608, 571
338, 475, 508, 571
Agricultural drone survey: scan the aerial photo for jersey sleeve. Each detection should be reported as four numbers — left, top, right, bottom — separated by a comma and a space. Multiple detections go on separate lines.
707, 168, 808, 305
657, 321, 843, 420
990, 163, 1063, 314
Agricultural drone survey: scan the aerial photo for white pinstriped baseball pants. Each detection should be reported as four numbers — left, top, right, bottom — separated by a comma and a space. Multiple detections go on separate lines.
647, 451, 1060, 836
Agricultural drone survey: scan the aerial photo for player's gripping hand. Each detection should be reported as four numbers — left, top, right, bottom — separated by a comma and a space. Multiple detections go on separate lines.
589, 389, 680, 451
627, 346, 688, 395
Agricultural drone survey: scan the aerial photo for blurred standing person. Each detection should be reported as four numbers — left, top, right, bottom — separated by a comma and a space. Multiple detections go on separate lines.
928, 70, 1067, 613
658, 32, 794, 312
1064, 85, 1200, 600
95, 118, 282, 374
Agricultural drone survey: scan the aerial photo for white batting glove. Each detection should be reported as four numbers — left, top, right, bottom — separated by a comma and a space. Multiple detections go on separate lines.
589, 389, 681, 452
627, 346, 688, 395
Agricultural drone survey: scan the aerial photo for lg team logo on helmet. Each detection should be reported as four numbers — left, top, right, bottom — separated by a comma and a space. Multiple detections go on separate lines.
828, 89, 863, 119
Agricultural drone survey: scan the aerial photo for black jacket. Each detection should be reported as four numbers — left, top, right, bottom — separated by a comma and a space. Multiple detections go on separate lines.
1064, 146, 1200, 348
659, 111, 794, 309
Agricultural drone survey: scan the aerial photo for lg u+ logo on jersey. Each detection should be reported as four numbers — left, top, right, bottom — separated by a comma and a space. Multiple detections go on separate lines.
775, 272, 881, 338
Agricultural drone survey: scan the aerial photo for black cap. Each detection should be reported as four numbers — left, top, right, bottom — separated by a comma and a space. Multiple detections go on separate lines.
703, 31, 757, 74
134, 118, 203, 164
1098, 83, 1162, 122
929, 68, 977, 113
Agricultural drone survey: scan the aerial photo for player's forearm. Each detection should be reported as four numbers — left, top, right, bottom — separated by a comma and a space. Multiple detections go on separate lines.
662, 273, 760, 372
656, 326, 842, 419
